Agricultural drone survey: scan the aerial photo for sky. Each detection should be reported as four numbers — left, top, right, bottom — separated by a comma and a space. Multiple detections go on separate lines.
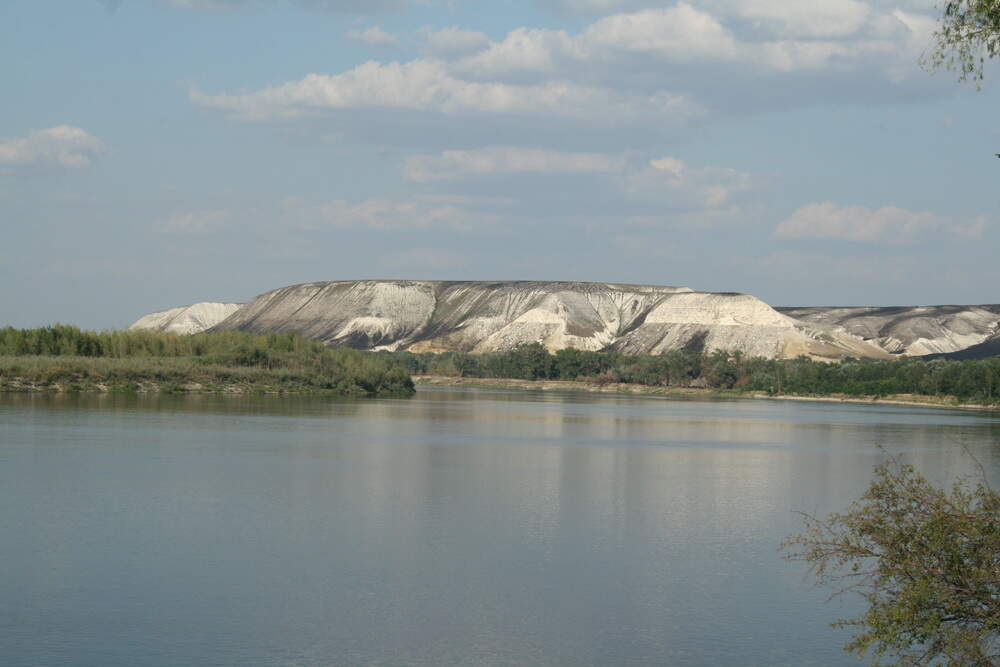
2, 0, 999, 329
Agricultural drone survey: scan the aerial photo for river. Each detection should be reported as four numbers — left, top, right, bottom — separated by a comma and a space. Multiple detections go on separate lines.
2, 387, 998, 666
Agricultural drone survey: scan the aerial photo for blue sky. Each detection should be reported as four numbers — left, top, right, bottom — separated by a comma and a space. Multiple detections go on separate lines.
2, 0, 998, 328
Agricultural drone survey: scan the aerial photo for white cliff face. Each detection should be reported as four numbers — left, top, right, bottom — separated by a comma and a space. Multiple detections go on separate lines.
193, 280, 887, 360
777, 305, 1000, 356
128, 284, 1000, 360
128, 302, 243, 335
208, 280, 438, 351
609, 292, 886, 359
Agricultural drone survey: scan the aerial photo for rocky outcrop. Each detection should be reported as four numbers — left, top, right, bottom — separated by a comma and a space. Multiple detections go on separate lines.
198, 280, 887, 360
128, 302, 244, 335
776, 305, 1000, 357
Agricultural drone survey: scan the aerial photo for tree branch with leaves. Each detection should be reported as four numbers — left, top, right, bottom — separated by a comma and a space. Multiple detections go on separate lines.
925, 0, 1000, 85
783, 459, 1000, 665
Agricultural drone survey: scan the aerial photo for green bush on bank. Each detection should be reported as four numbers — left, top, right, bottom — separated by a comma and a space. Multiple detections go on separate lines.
0, 326, 414, 397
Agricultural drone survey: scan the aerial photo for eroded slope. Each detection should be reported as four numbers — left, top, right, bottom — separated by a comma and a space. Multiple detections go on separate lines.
204, 280, 886, 360
777, 305, 1000, 356
128, 302, 244, 335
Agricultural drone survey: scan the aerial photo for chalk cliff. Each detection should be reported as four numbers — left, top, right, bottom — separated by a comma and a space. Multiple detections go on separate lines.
127, 302, 244, 335
129, 282, 1000, 360
176, 280, 887, 360
776, 305, 1000, 356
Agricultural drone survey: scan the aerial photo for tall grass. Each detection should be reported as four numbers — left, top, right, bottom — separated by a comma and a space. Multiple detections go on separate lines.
0, 327, 414, 397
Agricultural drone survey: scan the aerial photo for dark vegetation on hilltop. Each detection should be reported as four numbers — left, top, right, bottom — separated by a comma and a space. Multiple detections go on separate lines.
385, 343, 1000, 404
0, 326, 414, 397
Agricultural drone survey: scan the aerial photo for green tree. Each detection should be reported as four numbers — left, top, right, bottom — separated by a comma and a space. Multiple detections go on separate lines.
925, 0, 1000, 85
783, 460, 1000, 665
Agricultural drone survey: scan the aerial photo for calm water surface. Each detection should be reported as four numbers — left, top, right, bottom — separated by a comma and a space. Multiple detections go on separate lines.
2, 387, 999, 666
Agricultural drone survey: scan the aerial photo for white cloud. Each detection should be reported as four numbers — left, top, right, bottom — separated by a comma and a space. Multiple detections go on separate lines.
346, 26, 398, 46
457, 3, 931, 77
404, 146, 624, 182
459, 27, 586, 75
192, 3, 943, 135
628, 156, 753, 207
162, 209, 232, 234
281, 196, 487, 231
706, 0, 872, 38
403, 148, 752, 209
191, 59, 702, 121
0, 125, 104, 168
420, 26, 490, 54
774, 202, 988, 243
403, 148, 754, 219
583, 6, 739, 61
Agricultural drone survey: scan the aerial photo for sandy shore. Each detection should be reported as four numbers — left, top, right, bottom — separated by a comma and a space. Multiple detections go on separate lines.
412, 375, 999, 412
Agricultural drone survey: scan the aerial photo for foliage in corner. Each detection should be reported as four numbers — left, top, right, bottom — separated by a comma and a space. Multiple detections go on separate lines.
925, 0, 1000, 85
783, 460, 1000, 665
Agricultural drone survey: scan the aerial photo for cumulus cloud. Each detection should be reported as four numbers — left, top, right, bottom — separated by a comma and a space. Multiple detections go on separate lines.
627, 156, 753, 208
458, 27, 586, 75
403, 148, 754, 216
281, 196, 487, 231
346, 26, 398, 46
191, 59, 701, 121
458, 3, 932, 77
162, 209, 232, 234
702, 0, 873, 38
583, 6, 739, 61
0, 125, 105, 168
191, 2, 942, 134
404, 147, 624, 182
774, 202, 988, 243
420, 26, 490, 55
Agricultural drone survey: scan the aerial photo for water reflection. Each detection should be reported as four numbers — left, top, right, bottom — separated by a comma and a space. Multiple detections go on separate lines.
1, 388, 998, 666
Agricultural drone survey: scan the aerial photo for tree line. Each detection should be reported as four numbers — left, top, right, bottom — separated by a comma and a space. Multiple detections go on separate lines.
6, 326, 1000, 403
384, 343, 1000, 404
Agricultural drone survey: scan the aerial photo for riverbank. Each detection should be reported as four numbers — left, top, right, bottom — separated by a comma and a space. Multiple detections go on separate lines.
413, 375, 998, 411
0, 356, 414, 397
0, 329, 416, 398
0, 376, 365, 396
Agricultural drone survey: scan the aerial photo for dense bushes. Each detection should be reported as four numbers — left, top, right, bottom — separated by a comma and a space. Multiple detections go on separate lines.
0, 326, 414, 397
384, 344, 707, 387
385, 343, 1000, 404
7, 326, 998, 402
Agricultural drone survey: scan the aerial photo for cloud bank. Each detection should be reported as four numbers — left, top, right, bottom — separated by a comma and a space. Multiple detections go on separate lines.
775, 202, 987, 244
0, 125, 104, 168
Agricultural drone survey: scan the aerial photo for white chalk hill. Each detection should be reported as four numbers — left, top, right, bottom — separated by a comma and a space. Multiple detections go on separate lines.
128, 302, 244, 335
129, 280, 889, 360
777, 305, 1000, 356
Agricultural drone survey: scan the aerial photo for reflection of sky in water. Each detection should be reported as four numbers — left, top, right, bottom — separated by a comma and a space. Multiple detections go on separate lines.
1, 389, 998, 666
